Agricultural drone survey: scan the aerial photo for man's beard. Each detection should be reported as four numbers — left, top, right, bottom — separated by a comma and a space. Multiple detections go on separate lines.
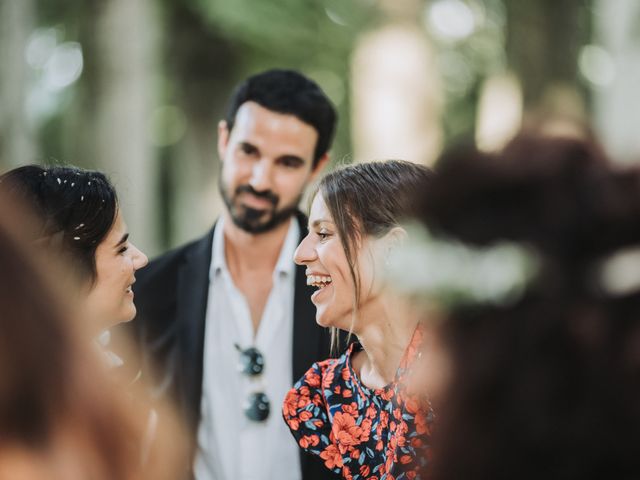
220, 179, 300, 234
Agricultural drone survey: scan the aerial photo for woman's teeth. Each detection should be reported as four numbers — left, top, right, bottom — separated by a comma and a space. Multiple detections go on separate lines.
307, 275, 332, 289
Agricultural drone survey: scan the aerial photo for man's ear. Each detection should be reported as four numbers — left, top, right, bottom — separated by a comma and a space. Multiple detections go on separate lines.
309, 153, 330, 182
217, 120, 230, 162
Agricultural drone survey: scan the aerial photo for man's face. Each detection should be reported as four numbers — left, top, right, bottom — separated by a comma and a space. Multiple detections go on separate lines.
218, 101, 328, 233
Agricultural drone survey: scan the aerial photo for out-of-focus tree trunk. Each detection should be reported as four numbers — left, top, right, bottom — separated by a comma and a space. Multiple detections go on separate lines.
0, 0, 35, 169
351, 0, 442, 166
505, 0, 591, 127
167, 120, 223, 247
592, 0, 640, 163
161, 2, 239, 248
75, 0, 159, 255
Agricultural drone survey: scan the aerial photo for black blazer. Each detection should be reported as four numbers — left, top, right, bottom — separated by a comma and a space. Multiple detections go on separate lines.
131, 213, 341, 480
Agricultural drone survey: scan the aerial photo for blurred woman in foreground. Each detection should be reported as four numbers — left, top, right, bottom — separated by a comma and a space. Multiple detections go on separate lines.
401, 134, 640, 479
283, 160, 434, 479
0, 198, 186, 480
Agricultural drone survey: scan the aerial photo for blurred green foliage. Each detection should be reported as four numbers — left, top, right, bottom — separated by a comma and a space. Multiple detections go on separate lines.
7, 0, 597, 247
176, 0, 377, 162
25, 0, 596, 164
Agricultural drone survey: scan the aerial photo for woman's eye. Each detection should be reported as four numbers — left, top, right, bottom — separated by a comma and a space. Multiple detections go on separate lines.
118, 245, 129, 254
318, 231, 331, 240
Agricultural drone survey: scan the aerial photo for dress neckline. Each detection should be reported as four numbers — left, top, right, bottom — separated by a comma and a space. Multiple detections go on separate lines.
345, 324, 424, 397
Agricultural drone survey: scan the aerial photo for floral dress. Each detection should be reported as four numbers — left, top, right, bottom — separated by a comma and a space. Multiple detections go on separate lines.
282, 327, 434, 480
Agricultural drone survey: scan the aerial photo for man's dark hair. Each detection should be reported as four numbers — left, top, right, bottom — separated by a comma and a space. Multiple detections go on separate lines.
224, 69, 337, 166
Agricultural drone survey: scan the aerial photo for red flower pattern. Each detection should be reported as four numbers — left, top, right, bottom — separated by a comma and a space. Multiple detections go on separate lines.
321, 444, 344, 470
282, 326, 433, 479
300, 435, 320, 449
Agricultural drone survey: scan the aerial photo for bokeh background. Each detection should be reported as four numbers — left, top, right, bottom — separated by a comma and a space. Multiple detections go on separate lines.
1, 0, 639, 256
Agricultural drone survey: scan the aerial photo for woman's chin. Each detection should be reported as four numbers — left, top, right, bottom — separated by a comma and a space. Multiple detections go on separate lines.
111, 306, 136, 327
315, 313, 332, 328
315, 306, 337, 328
121, 307, 137, 323
315, 309, 351, 331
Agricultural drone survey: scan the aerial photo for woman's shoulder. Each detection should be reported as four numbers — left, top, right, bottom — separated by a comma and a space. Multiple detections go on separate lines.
283, 353, 352, 428
285, 360, 339, 410
294, 348, 353, 389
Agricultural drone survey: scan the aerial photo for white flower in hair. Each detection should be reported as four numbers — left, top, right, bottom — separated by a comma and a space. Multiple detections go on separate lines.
599, 247, 640, 296
387, 222, 539, 308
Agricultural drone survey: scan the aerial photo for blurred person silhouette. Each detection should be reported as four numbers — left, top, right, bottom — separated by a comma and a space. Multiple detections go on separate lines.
0, 165, 149, 338
131, 69, 339, 480
283, 160, 435, 479
394, 133, 640, 479
0, 195, 186, 480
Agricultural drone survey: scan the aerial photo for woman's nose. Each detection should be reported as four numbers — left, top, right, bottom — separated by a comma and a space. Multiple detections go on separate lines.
294, 234, 316, 266
131, 244, 148, 270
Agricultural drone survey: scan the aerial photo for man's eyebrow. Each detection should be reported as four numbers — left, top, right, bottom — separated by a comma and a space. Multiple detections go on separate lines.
115, 233, 129, 247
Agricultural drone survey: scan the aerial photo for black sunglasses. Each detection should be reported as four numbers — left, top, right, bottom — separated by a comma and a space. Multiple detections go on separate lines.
235, 344, 270, 422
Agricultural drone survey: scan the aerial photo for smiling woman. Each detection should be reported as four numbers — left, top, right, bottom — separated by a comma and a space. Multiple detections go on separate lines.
283, 160, 434, 480
0, 165, 148, 332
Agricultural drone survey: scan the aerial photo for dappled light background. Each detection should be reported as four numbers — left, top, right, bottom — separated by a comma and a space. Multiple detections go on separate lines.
1, 0, 639, 256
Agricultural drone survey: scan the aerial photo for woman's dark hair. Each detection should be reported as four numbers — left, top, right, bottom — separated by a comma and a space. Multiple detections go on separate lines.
0, 165, 118, 284
317, 160, 432, 343
418, 133, 640, 479
225, 69, 337, 165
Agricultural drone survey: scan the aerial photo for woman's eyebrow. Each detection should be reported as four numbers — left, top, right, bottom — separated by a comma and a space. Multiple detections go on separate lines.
309, 219, 333, 229
115, 233, 129, 247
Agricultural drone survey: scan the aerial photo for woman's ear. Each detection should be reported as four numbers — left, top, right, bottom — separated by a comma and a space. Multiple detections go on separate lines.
383, 226, 407, 264
387, 226, 407, 246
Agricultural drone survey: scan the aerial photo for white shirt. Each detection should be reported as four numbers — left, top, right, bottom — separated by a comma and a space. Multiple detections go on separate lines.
194, 217, 302, 480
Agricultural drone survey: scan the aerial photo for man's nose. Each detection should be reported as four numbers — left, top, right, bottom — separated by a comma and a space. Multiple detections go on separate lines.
249, 159, 273, 193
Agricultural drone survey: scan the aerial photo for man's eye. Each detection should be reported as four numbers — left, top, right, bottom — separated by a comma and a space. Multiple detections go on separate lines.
280, 158, 303, 168
240, 144, 258, 155
118, 245, 129, 254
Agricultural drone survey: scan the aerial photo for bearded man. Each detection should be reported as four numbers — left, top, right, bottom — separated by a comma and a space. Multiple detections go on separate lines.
133, 69, 340, 480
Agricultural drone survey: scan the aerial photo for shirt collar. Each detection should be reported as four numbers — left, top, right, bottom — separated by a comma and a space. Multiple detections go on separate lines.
210, 217, 227, 277
210, 217, 300, 279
